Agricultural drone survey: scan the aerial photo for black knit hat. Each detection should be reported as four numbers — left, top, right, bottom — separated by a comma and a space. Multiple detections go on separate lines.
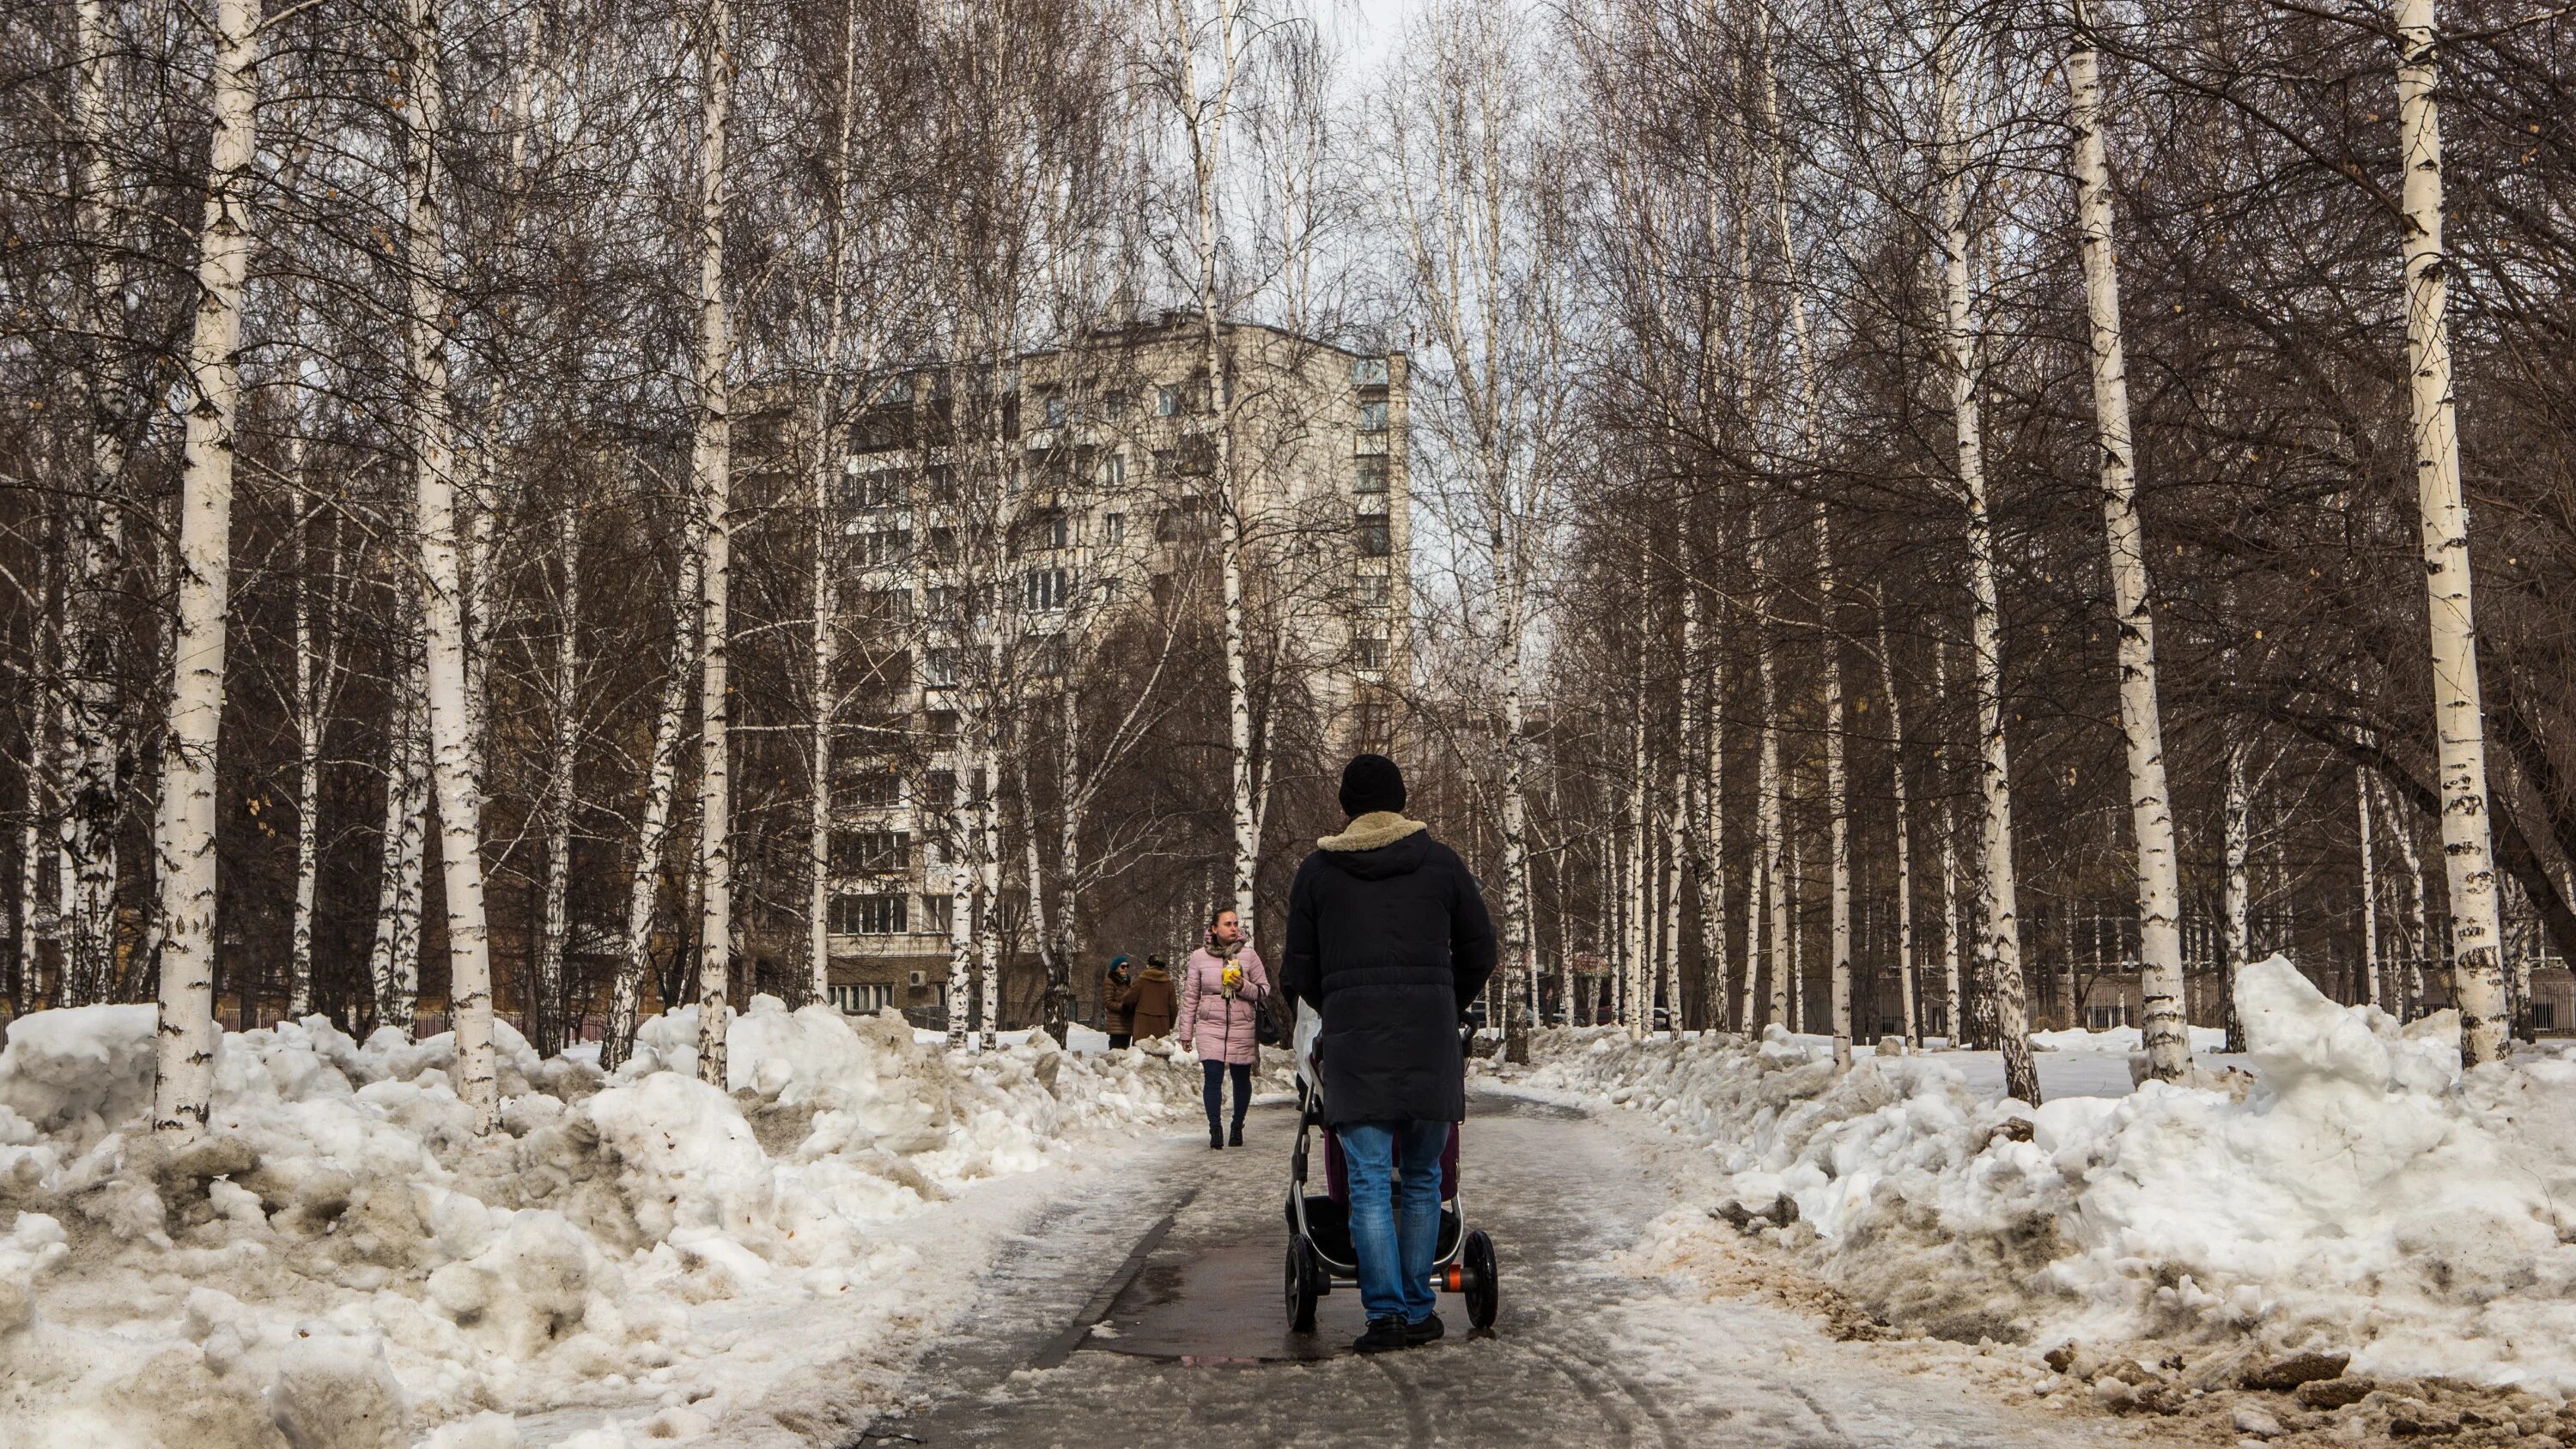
1338, 753, 1407, 818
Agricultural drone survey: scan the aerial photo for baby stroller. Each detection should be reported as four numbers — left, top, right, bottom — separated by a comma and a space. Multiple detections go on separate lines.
1281, 1003, 1498, 1333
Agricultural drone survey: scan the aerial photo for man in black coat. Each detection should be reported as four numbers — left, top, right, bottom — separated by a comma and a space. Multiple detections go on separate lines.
1280, 754, 1497, 1353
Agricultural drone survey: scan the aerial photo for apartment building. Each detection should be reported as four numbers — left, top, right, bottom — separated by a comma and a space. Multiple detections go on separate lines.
813, 314, 1411, 1020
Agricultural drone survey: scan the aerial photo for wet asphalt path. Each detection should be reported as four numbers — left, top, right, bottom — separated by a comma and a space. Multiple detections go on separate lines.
852, 1089, 2186, 1449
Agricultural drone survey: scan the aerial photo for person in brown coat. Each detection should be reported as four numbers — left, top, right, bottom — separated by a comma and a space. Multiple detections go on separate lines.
1103, 956, 1137, 1048
1120, 955, 1178, 1044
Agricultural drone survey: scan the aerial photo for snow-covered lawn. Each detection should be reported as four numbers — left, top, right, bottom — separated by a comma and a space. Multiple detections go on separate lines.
1504, 957, 2576, 1397
0, 995, 1224, 1447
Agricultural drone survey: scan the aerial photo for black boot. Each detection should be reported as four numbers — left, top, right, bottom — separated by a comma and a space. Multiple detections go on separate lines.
1405, 1313, 1445, 1346
1352, 1317, 1411, 1354
1229, 1123, 1244, 1147
1210, 1124, 1224, 1149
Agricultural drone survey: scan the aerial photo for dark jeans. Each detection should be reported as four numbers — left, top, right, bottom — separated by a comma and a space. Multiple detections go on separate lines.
1202, 1058, 1251, 1134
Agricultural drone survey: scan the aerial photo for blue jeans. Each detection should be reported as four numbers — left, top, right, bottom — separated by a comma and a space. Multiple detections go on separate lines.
1338, 1119, 1449, 1325
1202, 1059, 1251, 1134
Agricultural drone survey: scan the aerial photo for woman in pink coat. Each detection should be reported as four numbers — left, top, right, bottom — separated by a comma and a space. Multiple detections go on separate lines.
1179, 907, 1271, 1149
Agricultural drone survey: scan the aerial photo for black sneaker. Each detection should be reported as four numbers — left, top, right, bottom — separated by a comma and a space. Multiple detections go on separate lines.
1228, 1125, 1244, 1147
1352, 1318, 1411, 1354
1404, 1313, 1444, 1346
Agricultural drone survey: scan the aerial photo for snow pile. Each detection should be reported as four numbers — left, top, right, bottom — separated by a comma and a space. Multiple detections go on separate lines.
2027, 1022, 2233, 1054
1522, 957, 2576, 1392
0, 996, 1213, 1446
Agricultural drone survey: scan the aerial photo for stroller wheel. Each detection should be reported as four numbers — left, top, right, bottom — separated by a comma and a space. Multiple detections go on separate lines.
1463, 1229, 1498, 1331
1285, 1240, 1321, 1333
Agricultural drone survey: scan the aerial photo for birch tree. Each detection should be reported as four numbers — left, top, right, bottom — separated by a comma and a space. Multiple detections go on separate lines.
1931, 0, 2036, 1102
1383, 0, 1575, 1063
2391, 0, 2508, 1064
402, 0, 497, 1130
2063, 0, 2190, 1082
690, 0, 738, 1087
151, 0, 264, 1137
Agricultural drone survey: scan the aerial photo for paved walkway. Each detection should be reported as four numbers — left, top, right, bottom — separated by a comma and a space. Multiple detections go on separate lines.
855, 1091, 2194, 1448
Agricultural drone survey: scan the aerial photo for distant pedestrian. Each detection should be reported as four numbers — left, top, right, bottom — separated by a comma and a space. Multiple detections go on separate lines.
1103, 955, 1137, 1049
1120, 955, 1178, 1045
1178, 908, 1271, 1149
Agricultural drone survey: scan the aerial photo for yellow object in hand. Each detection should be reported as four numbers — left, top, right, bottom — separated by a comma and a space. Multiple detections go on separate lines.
1223, 966, 1243, 995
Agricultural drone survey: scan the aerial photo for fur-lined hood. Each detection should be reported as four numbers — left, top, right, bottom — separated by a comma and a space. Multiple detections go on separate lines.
1319, 811, 1429, 852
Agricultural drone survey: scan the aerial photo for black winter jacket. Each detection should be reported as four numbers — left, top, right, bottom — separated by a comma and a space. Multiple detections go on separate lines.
1279, 812, 1498, 1126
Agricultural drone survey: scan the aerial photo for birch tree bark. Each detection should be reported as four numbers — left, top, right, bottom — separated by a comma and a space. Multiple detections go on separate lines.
1934, 0, 2037, 1102
2064, 0, 2190, 1081
152, 0, 263, 1137
690, 0, 738, 1087
1877, 595, 1918, 1046
401, 0, 497, 1130
1686, 579, 1728, 1031
369, 654, 428, 1037
2221, 737, 2251, 1051
2372, 772, 2430, 1020
603, 509, 702, 1071
59, 0, 135, 1006
2392, 0, 2509, 1064
535, 500, 580, 1054
2359, 770, 2381, 1010
1934, 640, 1963, 1044
946, 763, 975, 1048
1750, 5, 1852, 1069
805, 0, 864, 1012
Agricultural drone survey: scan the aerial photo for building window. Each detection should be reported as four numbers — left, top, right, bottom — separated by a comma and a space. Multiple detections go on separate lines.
1100, 453, 1127, 488
856, 529, 911, 568
834, 767, 902, 809
837, 467, 905, 511
1358, 400, 1389, 433
876, 375, 914, 404
829, 983, 898, 1013
831, 829, 910, 874
1157, 384, 1184, 417
1352, 357, 1391, 387
1356, 634, 1388, 670
1102, 390, 1128, 419
1048, 513, 1070, 549
1103, 512, 1126, 544
1355, 574, 1392, 611
1043, 391, 1067, 426
1356, 458, 1389, 494
925, 464, 957, 502
920, 894, 955, 935
1026, 567, 1069, 612
854, 587, 912, 621
1357, 517, 1392, 557
924, 648, 960, 688
830, 894, 908, 936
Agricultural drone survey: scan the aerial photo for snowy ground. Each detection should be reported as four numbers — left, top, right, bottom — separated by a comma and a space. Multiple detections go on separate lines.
1504, 958, 2576, 1443
0, 996, 1267, 1447
869, 1087, 2185, 1448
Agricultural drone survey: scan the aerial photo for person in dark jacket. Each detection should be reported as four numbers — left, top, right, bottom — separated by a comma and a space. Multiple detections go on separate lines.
1119, 955, 1178, 1044
1279, 754, 1496, 1354
1103, 956, 1136, 1049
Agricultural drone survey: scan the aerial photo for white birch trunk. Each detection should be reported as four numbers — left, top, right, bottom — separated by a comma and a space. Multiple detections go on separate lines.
289, 511, 319, 1020
151, 0, 260, 1137
978, 738, 1001, 1050
946, 761, 974, 1048
401, 0, 496, 1129
1662, 785, 1684, 1034
1932, 639, 1963, 1043
1498, 553, 1534, 1059
603, 514, 702, 1071
1685, 582, 1727, 1032
370, 661, 428, 1037
2066, 1, 2190, 1080
2222, 738, 2251, 1051
536, 501, 579, 1053
1626, 657, 1649, 1040
2359, 773, 2381, 1010
59, 0, 133, 1006
2393, 0, 2508, 1062
805, 0, 862, 1013
1935, 0, 2036, 1102
691, 0, 738, 1087
1878, 599, 1918, 1046
2372, 772, 2430, 1019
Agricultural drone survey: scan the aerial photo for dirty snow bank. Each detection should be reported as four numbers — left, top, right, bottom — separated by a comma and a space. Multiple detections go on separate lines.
0, 996, 1218, 1447
1517, 957, 2576, 1394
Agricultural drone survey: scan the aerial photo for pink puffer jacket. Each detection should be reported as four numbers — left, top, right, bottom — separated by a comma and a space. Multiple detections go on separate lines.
1177, 944, 1271, 1065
